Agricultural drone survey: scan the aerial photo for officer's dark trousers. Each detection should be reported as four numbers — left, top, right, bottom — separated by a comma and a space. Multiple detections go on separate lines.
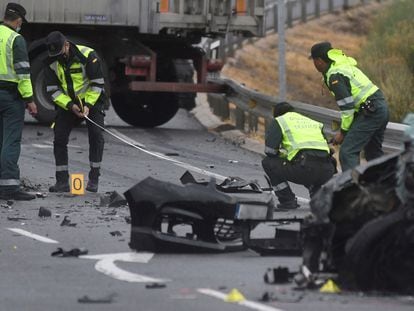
340, 97, 389, 172
0, 89, 25, 194
53, 102, 105, 182
262, 154, 335, 201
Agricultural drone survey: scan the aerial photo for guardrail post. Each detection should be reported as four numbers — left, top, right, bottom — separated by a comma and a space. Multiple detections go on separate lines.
328, 0, 334, 13
286, 0, 293, 28
273, 3, 278, 31
208, 94, 229, 120
301, 0, 307, 23
343, 0, 349, 10
314, 0, 320, 18
248, 114, 258, 133
235, 107, 245, 130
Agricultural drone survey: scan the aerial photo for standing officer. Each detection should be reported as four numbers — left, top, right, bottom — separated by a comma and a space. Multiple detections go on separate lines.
0, 3, 37, 200
262, 102, 335, 209
44, 31, 106, 193
309, 41, 389, 171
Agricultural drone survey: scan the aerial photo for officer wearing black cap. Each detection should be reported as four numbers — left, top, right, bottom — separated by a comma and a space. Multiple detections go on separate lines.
309, 41, 389, 172
44, 31, 106, 193
262, 102, 335, 209
0, 3, 37, 200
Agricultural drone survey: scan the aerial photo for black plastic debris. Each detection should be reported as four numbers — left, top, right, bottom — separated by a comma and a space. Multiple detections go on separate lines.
77, 293, 116, 304
145, 283, 167, 289
110, 231, 122, 237
51, 247, 88, 257
164, 152, 179, 156
38, 207, 51, 218
7, 216, 29, 221
264, 267, 294, 284
99, 191, 127, 207
36, 131, 44, 136
60, 216, 77, 227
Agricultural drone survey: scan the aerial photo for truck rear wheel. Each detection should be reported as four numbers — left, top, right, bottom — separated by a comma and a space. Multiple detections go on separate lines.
111, 91, 179, 127
31, 52, 56, 124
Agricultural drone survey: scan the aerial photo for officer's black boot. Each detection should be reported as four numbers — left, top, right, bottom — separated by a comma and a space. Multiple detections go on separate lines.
86, 168, 100, 193
49, 171, 70, 192
275, 187, 299, 210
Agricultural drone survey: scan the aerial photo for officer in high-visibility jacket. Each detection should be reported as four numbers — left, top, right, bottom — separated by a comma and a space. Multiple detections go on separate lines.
0, 3, 37, 201
310, 42, 389, 171
44, 31, 106, 193
262, 102, 335, 209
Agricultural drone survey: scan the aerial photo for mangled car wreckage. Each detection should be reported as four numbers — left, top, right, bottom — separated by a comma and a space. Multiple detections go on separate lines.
124, 114, 414, 294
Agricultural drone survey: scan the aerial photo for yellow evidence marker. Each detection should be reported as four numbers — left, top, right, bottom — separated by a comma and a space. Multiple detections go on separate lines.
71, 174, 85, 195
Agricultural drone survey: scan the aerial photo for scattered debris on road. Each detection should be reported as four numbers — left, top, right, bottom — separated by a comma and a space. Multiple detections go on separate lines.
51, 247, 88, 257
109, 231, 122, 237
77, 293, 117, 304
99, 191, 127, 207
145, 283, 167, 289
60, 216, 77, 227
38, 207, 51, 218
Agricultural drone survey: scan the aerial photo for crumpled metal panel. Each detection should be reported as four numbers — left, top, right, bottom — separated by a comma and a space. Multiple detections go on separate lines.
125, 176, 274, 253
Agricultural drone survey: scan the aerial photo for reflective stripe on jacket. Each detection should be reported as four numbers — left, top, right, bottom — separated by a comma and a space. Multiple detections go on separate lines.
0, 24, 33, 98
326, 49, 378, 131
276, 112, 330, 161
49, 45, 103, 110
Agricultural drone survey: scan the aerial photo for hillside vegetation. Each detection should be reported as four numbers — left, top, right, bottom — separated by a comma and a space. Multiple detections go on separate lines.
222, 0, 411, 122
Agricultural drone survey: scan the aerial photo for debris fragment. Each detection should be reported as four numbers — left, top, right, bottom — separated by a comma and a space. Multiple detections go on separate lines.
145, 283, 167, 289
264, 267, 292, 284
60, 216, 77, 227
77, 293, 117, 304
7, 216, 29, 221
38, 207, 52, 218
109, 231, 122, 237
261, 291, 304, 303
225, 288, 245, 303
36, 131, 44, 136
51, 247, 88, 257
206, 164, 215, 168
228, 160, 239, 163
99, 191, 127, 207
36, 192, 47, 198
164, 152, 179, 156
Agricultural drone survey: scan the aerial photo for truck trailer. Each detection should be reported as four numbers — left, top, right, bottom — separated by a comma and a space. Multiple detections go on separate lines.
2, 0, 265, 127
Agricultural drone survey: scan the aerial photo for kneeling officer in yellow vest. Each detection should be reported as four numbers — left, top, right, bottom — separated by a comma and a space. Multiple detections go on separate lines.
44, 31, 106, 193
262, 102, 336, 209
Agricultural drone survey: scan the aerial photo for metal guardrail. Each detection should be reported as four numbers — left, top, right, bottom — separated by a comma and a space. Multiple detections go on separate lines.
208, 78, 409, 153
218, 0, 383, 58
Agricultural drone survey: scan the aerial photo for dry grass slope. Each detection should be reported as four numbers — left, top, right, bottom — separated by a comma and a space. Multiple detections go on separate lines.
222, 1, 388, 111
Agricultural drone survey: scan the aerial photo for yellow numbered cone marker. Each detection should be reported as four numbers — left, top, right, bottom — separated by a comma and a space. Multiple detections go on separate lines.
319, 279, 341, 294
225, 288, 246, 302
71, 174, 85, 195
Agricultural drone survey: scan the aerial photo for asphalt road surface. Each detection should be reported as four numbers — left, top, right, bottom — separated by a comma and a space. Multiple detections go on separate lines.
1, 106, 412, 311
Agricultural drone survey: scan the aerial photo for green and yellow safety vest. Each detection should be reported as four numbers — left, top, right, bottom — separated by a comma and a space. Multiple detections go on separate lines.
276, 112, 329, 161
49, 45, 102, 110
0, 24, 32, 98
326, 49, 378, 131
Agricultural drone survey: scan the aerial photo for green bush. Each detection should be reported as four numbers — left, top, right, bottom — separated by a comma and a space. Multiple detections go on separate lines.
359, 0, 414, 122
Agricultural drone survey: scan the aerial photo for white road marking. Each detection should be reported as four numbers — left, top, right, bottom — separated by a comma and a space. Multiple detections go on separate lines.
80, 252, 170, 283
197, 288, 285, 311
31, 144, 53, 149
7, 228, 59, 244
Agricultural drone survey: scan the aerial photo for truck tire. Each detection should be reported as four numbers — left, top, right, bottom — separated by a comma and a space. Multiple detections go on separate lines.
111, 91, 179, 127
31, 52, 56, 125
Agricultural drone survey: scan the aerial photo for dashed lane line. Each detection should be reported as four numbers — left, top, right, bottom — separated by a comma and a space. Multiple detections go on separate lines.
6, 228, 59, 244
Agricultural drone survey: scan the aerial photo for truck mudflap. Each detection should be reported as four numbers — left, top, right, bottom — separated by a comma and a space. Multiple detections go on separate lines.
124, 175, 275, 253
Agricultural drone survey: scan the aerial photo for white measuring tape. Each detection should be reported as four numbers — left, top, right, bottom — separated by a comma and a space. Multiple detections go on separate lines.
84, 115, 227, 181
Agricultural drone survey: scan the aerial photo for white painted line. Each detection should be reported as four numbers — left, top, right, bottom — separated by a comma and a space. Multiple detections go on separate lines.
197, 288, 285, 311
31, 144, 53, 149
80, 252, 170, 283
7, 228, 59, 244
